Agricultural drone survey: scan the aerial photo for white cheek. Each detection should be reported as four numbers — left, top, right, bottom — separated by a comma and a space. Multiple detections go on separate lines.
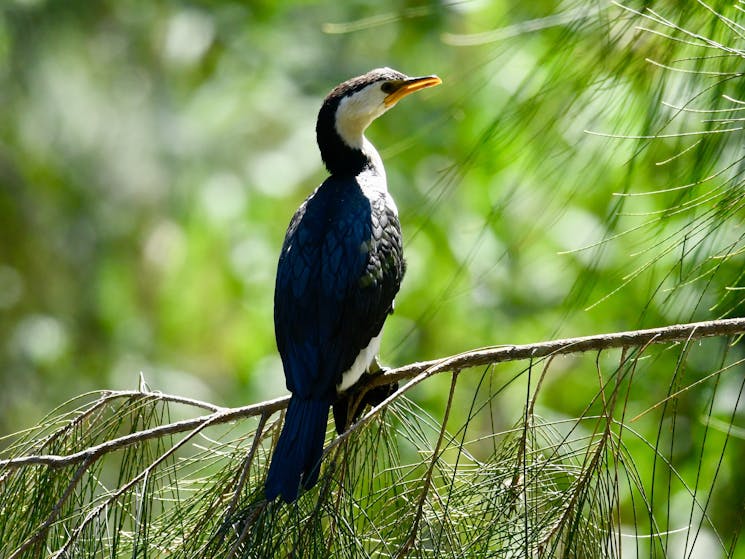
335, 86, 389, 149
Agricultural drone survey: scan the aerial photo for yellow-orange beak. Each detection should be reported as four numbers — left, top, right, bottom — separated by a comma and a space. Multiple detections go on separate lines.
384, 75, 442, 107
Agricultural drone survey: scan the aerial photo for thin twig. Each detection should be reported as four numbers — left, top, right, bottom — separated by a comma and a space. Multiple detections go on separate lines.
396, 371, 459, 558
7, 456, 94, 559
225, 412, 269, 523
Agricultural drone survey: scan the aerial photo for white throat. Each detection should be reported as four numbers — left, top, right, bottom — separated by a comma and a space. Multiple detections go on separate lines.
335, 104, 371, 150
335, 108, 387, 178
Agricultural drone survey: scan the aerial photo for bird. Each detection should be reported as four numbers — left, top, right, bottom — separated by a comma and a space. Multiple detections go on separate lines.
264, 68, 441, 503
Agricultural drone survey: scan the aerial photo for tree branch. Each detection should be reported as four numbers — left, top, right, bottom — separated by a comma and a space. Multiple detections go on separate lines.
0, 396, 289, 469
2, 317, 743, 471
369, 316, 745, 389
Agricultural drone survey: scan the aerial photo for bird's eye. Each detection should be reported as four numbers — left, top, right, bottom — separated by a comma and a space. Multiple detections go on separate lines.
380, 82, 396, 94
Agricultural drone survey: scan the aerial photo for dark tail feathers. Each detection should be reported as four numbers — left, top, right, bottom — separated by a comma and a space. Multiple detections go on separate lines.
265, 397, 329, 503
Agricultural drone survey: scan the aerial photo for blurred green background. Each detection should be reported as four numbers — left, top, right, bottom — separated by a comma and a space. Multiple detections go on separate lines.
2, 0, 593, 428
2, 1, 745, 537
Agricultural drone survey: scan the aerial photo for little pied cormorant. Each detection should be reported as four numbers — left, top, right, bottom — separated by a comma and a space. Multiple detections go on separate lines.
265, 68, 441, 503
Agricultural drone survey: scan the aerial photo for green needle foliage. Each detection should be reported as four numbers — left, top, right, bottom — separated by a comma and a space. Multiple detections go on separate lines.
2, 333, 744, 557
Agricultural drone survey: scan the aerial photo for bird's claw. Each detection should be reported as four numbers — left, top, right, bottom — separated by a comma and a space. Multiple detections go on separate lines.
332, 359, 397, 434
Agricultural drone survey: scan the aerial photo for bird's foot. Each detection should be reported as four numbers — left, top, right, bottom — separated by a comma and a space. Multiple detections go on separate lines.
359, 358, 398, 409
332, 359, 398, 434
359, 377, 398, 409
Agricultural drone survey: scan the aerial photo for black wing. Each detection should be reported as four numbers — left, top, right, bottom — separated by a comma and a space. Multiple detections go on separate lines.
274, 175, 404, 401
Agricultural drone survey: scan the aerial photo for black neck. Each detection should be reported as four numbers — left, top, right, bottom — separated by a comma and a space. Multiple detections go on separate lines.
316, 100, 371, 176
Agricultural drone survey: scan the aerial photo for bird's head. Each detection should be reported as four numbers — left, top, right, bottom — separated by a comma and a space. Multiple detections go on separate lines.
316, 68, 441, 175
